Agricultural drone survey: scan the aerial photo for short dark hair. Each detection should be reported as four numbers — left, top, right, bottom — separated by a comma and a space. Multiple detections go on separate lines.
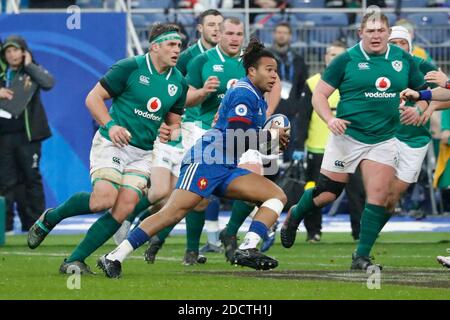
274, 22, 292, 34
360, 10, 390, 30
198, 9, 222, 25
242, 38, 276, 74
148, 23, 180, 43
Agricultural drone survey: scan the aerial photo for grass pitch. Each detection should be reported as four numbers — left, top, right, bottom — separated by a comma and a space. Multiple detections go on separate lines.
1, 232, 450, 300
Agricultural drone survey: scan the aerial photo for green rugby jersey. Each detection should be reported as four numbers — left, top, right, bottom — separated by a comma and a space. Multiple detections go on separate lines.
395, 56, 437, 148
187, 45, 245, 130
167, 39, 208, 149
99, 53, 188, 151
322, 42, 425, 144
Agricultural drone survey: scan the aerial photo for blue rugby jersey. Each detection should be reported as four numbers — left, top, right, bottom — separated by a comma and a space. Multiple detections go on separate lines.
185, 77, 267, 166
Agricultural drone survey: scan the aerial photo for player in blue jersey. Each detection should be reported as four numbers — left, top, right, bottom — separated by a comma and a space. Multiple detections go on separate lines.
97, 39, 290, 278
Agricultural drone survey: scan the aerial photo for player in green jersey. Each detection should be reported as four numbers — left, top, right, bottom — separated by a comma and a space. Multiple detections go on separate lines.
112, 10, 225, 265
27, 24, 188, 274
384, 26, 439, 216
280, 10, 426, 270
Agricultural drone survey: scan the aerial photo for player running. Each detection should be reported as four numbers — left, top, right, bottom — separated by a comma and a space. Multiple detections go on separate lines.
27, 24, 188, 274
97, 39, 289, 278
280, 10, 426, 270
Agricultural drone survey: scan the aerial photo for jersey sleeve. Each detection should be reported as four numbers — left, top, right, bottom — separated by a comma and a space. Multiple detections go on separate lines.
225, 88, 258, 125
322, 52, 350, 89
406, 53, 426, 90
99, 57, 137, 97
169, 76, 188, 115
186, 54, 207, 89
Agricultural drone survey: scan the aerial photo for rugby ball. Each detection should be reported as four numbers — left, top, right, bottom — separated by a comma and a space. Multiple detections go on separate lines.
261, 114, 290, 154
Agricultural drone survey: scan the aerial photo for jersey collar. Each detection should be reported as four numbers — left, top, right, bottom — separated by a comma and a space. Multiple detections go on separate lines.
358, 41, 390, 61
216, 45, 242, 63
197, 39, 206, 54
146, 53, 173, 80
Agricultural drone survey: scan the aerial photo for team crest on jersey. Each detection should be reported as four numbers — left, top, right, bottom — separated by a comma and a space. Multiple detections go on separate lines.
168, 84, 178, 97
227, 79, 238, 89
392, 60, 403, 72
197, 177, 208, 190
235, 104, 248, 116
375, 77, 391, 92
147, 97, 162, 112
139, 75, 150, 85
213, 64, 224, 72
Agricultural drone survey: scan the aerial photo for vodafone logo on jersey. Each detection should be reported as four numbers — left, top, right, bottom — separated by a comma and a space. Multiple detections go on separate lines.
375, 77, 391, 92
147, 97, 162, 112
227, 79, 239, 89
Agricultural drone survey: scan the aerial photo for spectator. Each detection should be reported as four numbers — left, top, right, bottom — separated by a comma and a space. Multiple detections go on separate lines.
0, 35, 54, 232
268, 21, 308, 162
396, 19, 434, 63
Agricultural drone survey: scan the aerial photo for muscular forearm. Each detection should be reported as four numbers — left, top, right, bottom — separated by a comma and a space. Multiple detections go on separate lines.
85, 91, 112, 127
432, 100, 450, 110
312, 92, 334, 124
185, 87, 208, 107
431, 87, 450, 101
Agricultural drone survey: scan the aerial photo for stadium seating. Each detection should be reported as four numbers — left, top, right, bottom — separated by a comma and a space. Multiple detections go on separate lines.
407, 13, 449, 44
76, 0, 103, 8
289, 0, 325, 20
253, 13, 299, 45
302, 13, 349, 46
136, 0, 175, 9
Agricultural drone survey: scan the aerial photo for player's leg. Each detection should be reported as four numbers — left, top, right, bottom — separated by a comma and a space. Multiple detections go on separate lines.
99, 188, 204, 278
200, 196, 222, 253
281, 134, 358, 248
223, 172, 287, 270
61, 144, 153, 273
60, 170, 149, 273
28, 131, 123, 249
352, 159, 395, 271
281, 169, 348, 248
27, 177, 119, 250
345, 168, 365, 241
303, 152, 324, 243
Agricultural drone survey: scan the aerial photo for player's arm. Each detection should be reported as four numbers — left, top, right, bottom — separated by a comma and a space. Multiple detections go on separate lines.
312, 80, 350, 135
264, 74, 281, 117
185, 77, 220, 107
401, 86, 450, 102
314, 52, 350, 135
86, 82, 131, 147
185, 54, 220, 107
226, 95, 289, 152
159, 112, 182, 143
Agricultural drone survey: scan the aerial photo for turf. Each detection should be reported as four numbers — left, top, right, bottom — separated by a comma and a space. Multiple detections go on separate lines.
1, 232, 450, 300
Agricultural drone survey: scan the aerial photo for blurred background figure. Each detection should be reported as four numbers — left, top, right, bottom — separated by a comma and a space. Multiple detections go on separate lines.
269, 21, 308, 163
0, 35, 54, 232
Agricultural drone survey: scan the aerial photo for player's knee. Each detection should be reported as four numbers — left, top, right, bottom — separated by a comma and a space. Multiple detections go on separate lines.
121, 172, 149, 200
89, 193, 115, 212
261, 196, 286, 217
194, 198, 209, 211
313, 174, 346, 207
148, 187, 171, 204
